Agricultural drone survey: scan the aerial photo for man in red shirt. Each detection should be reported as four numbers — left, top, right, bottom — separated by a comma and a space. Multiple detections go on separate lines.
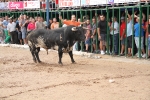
120, 17, 126, 56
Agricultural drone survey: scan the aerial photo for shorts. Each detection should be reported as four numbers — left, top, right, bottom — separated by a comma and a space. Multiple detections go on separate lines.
134, 37, 144, 49
100, 34, 107, 42
148, 36, 150, 50
127, 35, 132, 48
92, 39, 96, 44
22, 31, 26, 39
85, 38, 91, 45
121, 38, 125, 45
18, 31, 22, 40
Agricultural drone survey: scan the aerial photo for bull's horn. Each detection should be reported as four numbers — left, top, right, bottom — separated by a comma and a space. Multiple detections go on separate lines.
72, 27, 77, 31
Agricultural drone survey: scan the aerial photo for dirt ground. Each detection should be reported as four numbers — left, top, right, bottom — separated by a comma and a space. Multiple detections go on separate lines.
0, 46, 150, 100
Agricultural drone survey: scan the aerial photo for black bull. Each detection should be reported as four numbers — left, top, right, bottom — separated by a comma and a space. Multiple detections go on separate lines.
27, 25, 86, 64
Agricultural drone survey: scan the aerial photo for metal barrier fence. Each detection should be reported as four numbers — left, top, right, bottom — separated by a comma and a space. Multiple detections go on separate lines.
0, 4, 150, 59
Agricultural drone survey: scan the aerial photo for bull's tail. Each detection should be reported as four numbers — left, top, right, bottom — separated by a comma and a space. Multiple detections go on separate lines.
46, 49, 48, 55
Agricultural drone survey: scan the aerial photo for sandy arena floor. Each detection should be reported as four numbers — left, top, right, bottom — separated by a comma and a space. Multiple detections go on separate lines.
0, 46, 150, 100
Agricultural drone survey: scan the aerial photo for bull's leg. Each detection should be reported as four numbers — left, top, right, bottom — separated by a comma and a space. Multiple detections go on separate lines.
68, 51, 75, 63
58, 47, 63, 64
29, 46, 37, 63
35, 47, 41, 63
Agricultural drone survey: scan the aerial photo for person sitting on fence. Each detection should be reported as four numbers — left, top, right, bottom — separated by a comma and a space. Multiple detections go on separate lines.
134, 17, 146, 58
85, 19, 91, 52
3, 16, 10, 44
51, 18, 59, 29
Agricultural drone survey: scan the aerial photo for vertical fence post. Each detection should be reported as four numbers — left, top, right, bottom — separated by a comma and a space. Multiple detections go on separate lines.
132, 7, 134, 57
125, 8, 128, 57
146, 5, 149, 59
95, 10, 98, 53
106, 6, 110, 55
90, 10, 93, 52
139, 3, 142, 59
112, 7, 115, 55
118, 8, 121, 56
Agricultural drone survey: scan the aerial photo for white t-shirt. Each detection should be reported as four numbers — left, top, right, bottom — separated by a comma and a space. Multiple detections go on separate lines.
110, 21, 119, 35
7, 22, 16, 32
127, 20, 133, 37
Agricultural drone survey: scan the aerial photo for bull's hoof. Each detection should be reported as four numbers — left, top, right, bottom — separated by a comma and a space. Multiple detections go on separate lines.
33, 59, 37, 63
38, 61, 42, 63
72, 61, 76, 64
58, 62, 63, 65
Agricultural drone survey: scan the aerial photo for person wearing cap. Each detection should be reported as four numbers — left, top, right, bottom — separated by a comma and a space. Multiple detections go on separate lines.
110, 17, 119, 55
120, 16, 126, 56
134, 17, 146, 58
7, 18, 17, 44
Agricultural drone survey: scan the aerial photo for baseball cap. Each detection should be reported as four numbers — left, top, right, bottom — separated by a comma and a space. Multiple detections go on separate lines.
121, 17, 125, 20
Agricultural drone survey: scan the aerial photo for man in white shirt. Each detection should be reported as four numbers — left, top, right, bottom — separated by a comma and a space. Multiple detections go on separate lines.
7, 18, 17, 44
110, 17, 119, 55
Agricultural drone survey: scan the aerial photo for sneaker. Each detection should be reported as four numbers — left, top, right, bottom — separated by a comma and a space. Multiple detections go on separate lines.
101, 51, 105, 55
137, 54, 143, 58
128, 53, 132, 57
120, 53, 124, 56
142, 54, 146, 58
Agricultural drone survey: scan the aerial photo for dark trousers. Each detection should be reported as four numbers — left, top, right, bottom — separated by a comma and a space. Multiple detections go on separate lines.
110, 33, 119, 55
10, 31, 18, 44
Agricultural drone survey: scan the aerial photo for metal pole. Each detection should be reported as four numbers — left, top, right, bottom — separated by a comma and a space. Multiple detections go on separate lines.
132, 8, 134, 57
106, 6, 110, 55
139, 2, 142, 59
125, 8, 127, 57
118, 8, 121, 56
46, 0, 50, 26
146, 5, 149, 59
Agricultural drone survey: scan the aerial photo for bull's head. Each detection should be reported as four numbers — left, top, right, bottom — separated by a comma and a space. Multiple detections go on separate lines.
71, 26, 87, 42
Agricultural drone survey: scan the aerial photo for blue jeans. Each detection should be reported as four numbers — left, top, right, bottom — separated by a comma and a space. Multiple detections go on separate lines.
113, 33, 119, 54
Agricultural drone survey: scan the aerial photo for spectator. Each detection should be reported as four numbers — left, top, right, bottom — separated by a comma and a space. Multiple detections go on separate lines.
35, 17, 45, 29
59, 15, 85, 27
7, 18, 17, 44
85, 19, 91, 52
98, 14, 107, 55
16, 17, 22, 45
3, 16, 10, 44
41, 17, 47, 29
146, 16, 150, 58
126, 11, 133, 57
19, 14, 27, 45
47, 19, 53, 29
120, 17, 126, 56
91, 17, 97, 53
35, 16, 38, 22
27, 18, 35, 33
110, 17, 119, 55
134, 17, 146, 58
0, 16, 4, 43
51, 18, 59, 29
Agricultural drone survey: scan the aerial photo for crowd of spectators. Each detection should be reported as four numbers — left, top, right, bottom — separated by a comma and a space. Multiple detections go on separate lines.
0, 10, 150, 59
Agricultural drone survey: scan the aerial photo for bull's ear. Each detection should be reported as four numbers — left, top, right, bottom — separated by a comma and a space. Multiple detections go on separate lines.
72, 27, 78, 31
